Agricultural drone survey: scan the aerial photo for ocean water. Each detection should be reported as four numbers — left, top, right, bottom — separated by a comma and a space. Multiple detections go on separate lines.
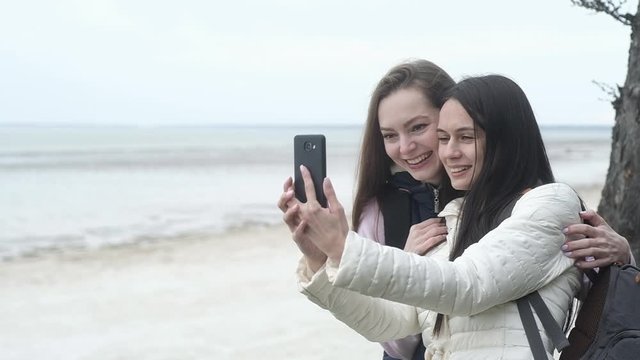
0, 124, 612, 260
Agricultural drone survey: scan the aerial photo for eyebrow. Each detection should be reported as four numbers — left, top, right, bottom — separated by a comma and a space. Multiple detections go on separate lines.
436, 127, 476, 134
380, 115, 432, 132
437, 126, 475, 133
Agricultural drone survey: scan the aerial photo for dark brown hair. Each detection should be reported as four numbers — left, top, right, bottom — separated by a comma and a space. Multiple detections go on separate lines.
351, 59, 458, 231
433, 74, 556, 336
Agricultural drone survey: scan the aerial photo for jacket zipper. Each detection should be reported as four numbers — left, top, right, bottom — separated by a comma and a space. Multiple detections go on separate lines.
433, 188, 440, 213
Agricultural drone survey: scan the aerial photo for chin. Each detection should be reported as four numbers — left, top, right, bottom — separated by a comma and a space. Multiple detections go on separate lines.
451, 181, 470, 191
411, 165, 444, 184
412, 171, 440, 185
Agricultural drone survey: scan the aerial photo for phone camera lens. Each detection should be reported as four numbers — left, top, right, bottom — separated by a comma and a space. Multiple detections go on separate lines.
304, 141, 313, 152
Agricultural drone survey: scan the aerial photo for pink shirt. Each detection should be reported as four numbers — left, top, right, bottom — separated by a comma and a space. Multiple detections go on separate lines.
356, 200, 422, 360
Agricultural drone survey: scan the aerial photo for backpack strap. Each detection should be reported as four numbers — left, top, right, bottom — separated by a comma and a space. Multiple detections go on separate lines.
494, 192, 570, 359
517, 294, 547, 359
518, 292, 570, 359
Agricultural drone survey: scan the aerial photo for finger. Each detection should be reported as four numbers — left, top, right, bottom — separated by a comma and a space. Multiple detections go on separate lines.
426, 225, 449, 238
278, 189, 295, 212
424, 234, 447, 248
415, 234, 447, 255
282, 176, 293, 192
563, 246, 609, 261
285, 196, 298, 211
414, 221, 447, 236
323, 178, 343, 213
410, 218, 444, 232
564, 223, 599, 239
579, 210, 607, 227
414, 217, 444, 229
562, 237, 596, 252
293, 219, 308, 239
422, 217, 444, 225
283, 204, 301, 231
563, 236, 614, 256
575, 257, 613, 270
300, 165, 318, 203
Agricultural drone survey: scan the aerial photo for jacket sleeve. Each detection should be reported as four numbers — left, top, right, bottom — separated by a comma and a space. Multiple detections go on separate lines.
327, 183, 582, 316
297, 256, 423, 342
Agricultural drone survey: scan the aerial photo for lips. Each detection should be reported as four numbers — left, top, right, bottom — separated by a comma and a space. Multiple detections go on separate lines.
449, 166, 472, 174
405, 152, 432, 166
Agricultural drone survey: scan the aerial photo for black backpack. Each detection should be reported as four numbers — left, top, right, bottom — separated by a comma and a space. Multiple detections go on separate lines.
496, 196, 640, 359
558, 263, 640, 359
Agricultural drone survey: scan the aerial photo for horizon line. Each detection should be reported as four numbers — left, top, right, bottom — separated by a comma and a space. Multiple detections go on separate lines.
0, 122, 615, 129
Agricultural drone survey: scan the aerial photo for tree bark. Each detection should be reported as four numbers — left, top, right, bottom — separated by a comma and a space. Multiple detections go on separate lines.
595, 1, 640, 260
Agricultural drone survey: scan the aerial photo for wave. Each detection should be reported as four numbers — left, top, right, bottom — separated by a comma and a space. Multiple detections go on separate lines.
0, 206, 283, 262
0, 124, 610, 262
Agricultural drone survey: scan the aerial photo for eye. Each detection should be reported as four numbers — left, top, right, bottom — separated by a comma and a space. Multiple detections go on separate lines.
410, 124, 427, 133
437, 136, 450, 144
382, 132, 397, 141
461, 134, 475, 142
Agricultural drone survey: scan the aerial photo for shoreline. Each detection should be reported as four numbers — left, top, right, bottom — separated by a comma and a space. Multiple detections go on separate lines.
2, 180, 603, 265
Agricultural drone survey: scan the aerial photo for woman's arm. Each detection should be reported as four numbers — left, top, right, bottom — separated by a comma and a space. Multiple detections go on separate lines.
297, 258, 422, 342
326, 183, 582, 316
288, 176, 423, 345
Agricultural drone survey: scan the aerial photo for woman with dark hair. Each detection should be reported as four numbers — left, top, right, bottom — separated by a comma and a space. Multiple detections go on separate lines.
286, 75, 587, 359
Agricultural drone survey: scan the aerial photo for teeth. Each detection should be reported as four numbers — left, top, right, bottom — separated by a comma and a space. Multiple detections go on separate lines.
450, 166, 471, 173
406, 154, 430, 165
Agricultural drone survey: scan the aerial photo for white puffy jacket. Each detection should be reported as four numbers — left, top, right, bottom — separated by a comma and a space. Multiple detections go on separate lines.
298, 183, 582, 360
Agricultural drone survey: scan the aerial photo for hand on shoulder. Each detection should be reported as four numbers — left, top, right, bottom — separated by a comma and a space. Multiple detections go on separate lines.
561, 210, 631, 269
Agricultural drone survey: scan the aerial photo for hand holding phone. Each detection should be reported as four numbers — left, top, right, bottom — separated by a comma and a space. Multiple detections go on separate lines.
294, 134, 327, 207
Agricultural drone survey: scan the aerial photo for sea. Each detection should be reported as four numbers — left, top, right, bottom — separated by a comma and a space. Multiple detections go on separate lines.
0, 124, 612, 260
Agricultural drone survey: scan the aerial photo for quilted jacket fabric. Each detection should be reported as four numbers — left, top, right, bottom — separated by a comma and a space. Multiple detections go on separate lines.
357, 199, 431, 359
298, 183, 582, 360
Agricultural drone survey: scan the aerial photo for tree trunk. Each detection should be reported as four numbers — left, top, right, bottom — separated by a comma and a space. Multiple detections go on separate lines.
598, 2, 640, 261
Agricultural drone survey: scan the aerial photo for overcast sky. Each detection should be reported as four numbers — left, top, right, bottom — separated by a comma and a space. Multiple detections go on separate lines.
0, 0, 637, 126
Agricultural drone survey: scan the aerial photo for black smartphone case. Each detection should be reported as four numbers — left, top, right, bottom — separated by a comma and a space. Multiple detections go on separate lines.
294, 134, 327, 207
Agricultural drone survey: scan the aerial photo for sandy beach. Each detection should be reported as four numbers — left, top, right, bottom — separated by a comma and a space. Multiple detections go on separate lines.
0, 222, 381, 360
0, 184, 602, 360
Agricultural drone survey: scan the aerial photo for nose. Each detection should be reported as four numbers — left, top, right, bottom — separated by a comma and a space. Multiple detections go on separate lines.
399, 135, 416, 156
440, 139, 461, 160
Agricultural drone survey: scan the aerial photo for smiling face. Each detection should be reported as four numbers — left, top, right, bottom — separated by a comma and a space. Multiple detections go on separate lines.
437, 99, 485, 190
378, 87, 444, 185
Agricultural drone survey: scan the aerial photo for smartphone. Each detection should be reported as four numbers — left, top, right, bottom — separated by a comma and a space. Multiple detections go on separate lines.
294, 134, 327, 207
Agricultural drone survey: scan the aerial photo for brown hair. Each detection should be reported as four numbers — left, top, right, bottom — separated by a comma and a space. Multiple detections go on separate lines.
351, 59, 457, 231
